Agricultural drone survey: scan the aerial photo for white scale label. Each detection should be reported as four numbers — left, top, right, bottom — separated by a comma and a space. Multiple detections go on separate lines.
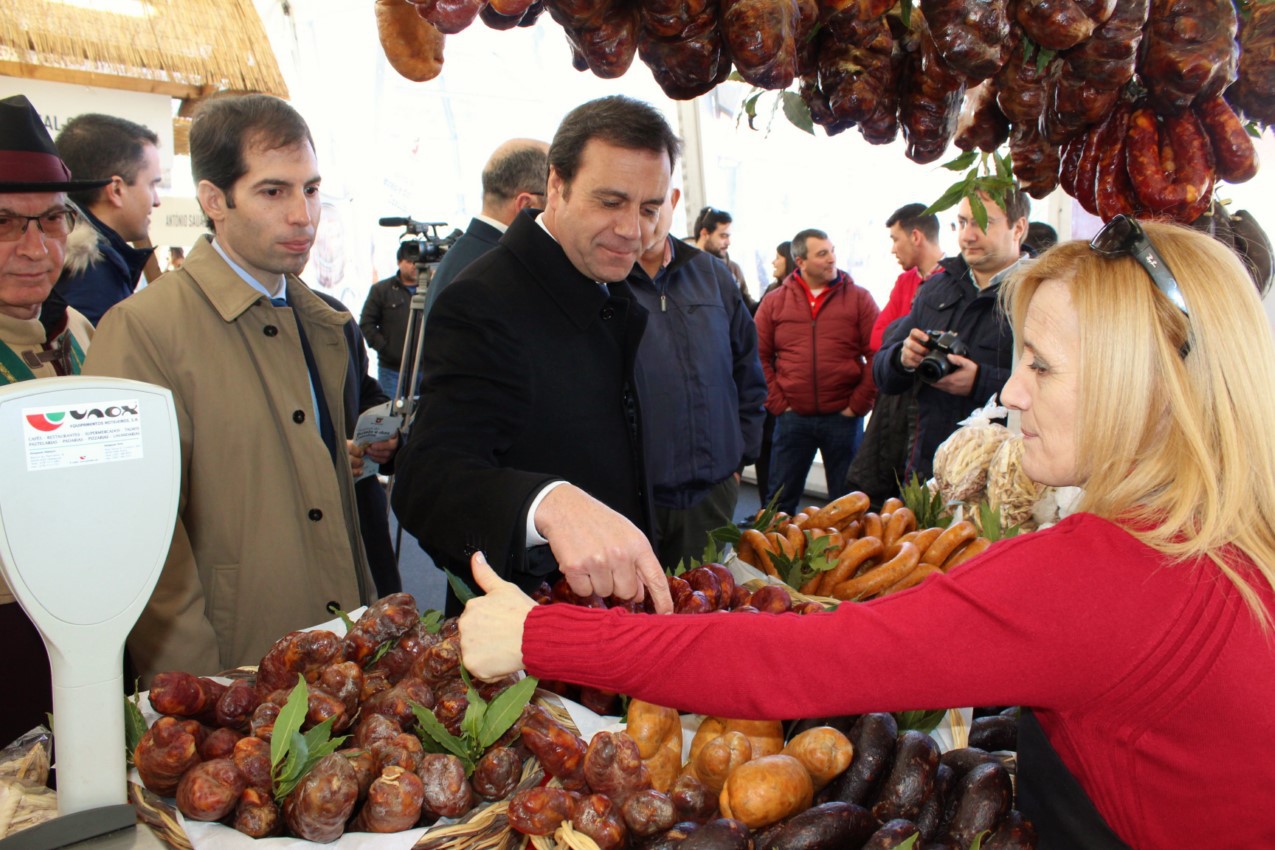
22, 398, 144, 471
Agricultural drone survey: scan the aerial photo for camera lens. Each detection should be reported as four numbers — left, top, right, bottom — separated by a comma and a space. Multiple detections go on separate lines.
916, 353, 948, 384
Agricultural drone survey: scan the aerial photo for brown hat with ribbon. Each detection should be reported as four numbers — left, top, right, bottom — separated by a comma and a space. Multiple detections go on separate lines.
0, 94, 111, 193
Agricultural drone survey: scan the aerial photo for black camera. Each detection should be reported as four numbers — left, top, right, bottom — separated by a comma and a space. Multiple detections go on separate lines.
916, 329, 970, 384
379, 216, 460, 267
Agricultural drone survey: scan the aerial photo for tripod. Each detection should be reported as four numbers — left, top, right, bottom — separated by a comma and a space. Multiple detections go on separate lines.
386, 272, 433, 564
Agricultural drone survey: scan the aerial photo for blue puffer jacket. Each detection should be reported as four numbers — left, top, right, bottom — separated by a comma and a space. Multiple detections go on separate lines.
628, 237, 767, 510
55, 208, 153, 326
873, 255, 1017, 481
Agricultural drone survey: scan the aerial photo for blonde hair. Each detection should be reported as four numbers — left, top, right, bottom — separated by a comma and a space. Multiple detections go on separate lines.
1003, 222, 1275, 629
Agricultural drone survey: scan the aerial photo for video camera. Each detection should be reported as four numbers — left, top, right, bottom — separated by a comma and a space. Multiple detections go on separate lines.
379, 216, 460, 266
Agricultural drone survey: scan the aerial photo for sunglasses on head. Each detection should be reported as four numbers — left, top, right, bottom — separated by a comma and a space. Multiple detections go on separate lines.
1089, 214, 1191, 357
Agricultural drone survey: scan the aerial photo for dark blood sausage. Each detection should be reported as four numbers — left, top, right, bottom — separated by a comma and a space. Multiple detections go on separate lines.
573, 793, 629, 850
233, 787, 283, 838
678, 818, 752, 850
870, 730, 940, 823
176, 758, 247, 822
984, 809, 1039, 849
920, 0, 1011, 81
915, 763, 954, 841
471, 745, 522, 801
256, 629, 342, 694
352, 765, 426, 833
946, 762, 1013, 849
214, 679, 261, 732
938, 747, 998, 780
826, 713, 897, 807
967, 714, 1020, 753
1058, 134, 1085, 199
583, 731, 653, 808
508, 787, 582, 835
134, 716, 202, 797
860, 818, 921, 850
283, 752, 360, 843
521, 711, 590, 791
417, 753, 474, 820
622, 789, 679, 838
1196, 96, 1258, 183
763, 802, 877, 850
343, 593, 420, 665
1009, 121, 1060, 200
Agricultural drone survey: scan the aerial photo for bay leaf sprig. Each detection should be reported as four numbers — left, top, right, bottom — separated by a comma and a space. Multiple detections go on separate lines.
270, 679, 349, 801
410, 672, 538, 776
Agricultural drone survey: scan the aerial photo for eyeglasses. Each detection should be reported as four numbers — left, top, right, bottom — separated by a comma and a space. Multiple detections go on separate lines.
0, 207, 79, 242
1089, 214, 1190, 355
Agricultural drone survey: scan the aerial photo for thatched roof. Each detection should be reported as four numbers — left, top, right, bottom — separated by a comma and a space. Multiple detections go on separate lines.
0, 0, 288, 101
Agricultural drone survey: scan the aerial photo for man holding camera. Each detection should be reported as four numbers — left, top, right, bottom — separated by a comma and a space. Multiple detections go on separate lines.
755, 228, 879, 515
873, 189, 1030, 482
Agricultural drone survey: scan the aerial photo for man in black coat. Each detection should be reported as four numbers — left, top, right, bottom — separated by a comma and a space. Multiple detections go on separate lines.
392, 96, 678, 616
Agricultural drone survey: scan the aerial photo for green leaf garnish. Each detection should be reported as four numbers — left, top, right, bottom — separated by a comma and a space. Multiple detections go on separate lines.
125, 685, 147, 767
444, 568, 477, 605
270, 679, 310, 771
479, 675, 538, 749
943, 150, 978, 172
894, 709, 947, 735
325, 602, 355, 632
780, 91, 815, 136
269, 681, 348, 801
419, 609, 444, 633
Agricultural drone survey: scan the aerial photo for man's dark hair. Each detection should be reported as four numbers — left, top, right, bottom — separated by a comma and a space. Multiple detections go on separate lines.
190, 94, 315, 211
792, 228, 829, 260
886, 202, 940, 243
694, 206, 732, 240
548, 96, 681, 189
998, 188, 1031, 226
396, 242, 413, 263
1023, 221, 1059, 256
483, 143, 549, 202
55, 113, 159, 208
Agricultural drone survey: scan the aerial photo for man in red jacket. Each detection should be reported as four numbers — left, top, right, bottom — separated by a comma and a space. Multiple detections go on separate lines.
754, 228, 880, 514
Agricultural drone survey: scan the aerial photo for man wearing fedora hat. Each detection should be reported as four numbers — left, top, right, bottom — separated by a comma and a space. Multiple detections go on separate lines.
0, 93, 111, 742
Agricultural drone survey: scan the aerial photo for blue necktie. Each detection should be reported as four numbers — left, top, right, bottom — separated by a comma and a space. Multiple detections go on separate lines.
272, 297, 337, 458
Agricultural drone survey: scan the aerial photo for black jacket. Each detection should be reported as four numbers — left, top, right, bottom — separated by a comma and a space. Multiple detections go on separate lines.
358, 273, 416, 370
873, 255, 1015, 481
422, 216, 504, 324
392, 210, 653, 596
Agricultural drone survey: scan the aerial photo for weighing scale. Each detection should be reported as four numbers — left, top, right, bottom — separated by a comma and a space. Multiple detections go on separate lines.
0, 377, 181, 850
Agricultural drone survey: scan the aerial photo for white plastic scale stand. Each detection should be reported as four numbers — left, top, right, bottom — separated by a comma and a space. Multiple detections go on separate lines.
0, 377, 180, 850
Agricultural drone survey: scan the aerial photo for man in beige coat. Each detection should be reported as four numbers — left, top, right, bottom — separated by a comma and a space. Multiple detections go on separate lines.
84, 95, 374, 682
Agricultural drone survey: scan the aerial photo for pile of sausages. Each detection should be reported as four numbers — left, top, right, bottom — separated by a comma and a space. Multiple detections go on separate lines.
378, 0, 1273, 224
131, 594, 530, 842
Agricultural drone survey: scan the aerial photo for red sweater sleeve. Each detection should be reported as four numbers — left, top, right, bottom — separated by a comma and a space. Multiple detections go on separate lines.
521, 514, 1275, 848
870, 269, 922, 353
753, 290, 787, 415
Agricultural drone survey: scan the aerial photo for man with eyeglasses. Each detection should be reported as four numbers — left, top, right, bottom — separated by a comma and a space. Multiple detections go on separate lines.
54, 113, 163, 325
873, 188, 1030, 482
419, 138, 549, 325
0, 93, 112, 743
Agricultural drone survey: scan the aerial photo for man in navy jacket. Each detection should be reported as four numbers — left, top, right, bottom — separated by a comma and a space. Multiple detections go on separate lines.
874, 189, 1030, 482
628, 187, 766, 568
